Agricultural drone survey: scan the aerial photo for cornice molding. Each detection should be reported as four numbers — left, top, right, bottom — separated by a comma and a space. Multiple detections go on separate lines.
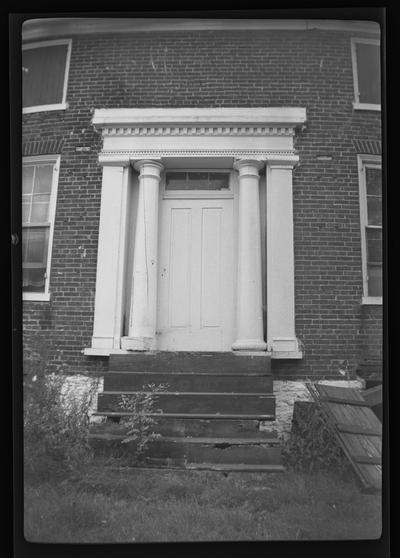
101, 125, 296, 137
98, 149, 299, 166
93, 107, 307, 135
22, 18, 380, 41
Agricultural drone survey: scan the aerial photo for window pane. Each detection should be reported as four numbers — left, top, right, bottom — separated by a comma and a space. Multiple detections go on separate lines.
356, 43, 380, 104
30, 200, 50, 223
166, 172, 187, 190
23, 267, 47, 292
366, 167, 381, 196
367, 197, 382, 226
23, 44, 68, 108
166, 171, 230, 191
22, 202, 30, 223
34, 165, 53, 193
187, 172, 209, 190
366, 228, 382, 263
23, 166, 34, 194
367, 265, 382, 297
22, 227, 49, 264
209, 173, 230, 190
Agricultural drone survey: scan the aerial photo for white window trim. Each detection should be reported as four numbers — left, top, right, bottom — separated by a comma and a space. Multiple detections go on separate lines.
22, 39, 72, 114
351, 37, 381, 112
162, 169, 234, 199
357, 154, 382, 305
22, 154, 60, 302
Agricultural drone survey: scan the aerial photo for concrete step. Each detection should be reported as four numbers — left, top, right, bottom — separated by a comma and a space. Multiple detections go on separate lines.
104, 371, 273, 393
97, 391, 276, 418
109, 351, 271, 374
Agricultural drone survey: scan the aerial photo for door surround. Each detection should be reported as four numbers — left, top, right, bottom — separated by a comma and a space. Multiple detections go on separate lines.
84, 107, 307, 358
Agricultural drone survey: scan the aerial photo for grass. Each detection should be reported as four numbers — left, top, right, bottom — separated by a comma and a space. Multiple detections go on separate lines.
24, 462, 382, 543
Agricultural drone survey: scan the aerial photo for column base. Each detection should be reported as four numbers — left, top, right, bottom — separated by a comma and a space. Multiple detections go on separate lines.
121, 336, 155, 351
232, 339, 267, 351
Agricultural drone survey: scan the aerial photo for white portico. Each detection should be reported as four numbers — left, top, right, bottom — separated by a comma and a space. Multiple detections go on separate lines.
84, 107, 306, 359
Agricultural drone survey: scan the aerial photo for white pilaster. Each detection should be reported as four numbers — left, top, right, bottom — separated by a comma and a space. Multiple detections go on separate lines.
121, 160, 163, 351
232, 159, 267, 351
88, 163, 130, 351
266, 161, 301, 357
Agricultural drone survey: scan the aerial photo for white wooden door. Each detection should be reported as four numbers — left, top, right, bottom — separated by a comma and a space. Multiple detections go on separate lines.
157, 197, 235, 350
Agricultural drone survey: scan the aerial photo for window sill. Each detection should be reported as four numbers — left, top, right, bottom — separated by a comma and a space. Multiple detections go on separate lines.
361, 296, 382, 305
23, 103, 68, 114
353, 102, 381, 112
23, 292, 51, 302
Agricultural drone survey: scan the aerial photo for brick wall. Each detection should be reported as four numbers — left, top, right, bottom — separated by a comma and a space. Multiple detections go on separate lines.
22, 29, 382, 378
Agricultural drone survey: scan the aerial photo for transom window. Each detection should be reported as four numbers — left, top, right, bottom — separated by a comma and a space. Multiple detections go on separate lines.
22, 156, 60, 300
358, 155, 382, 303
164, 171, 232, 198
351, 38, 381, 111
22, 39, 72, 113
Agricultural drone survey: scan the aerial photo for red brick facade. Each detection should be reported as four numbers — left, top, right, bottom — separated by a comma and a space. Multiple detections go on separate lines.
22, 25, 382, 379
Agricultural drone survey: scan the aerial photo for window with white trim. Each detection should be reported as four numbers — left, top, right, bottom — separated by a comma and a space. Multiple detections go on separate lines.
358, 155, 382, 303
22, 39, 72, 113
351, 38, 381, 111
22, 156, 60, 300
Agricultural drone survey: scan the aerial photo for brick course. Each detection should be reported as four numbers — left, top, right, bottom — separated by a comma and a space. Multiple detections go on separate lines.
22, 29, 382, 378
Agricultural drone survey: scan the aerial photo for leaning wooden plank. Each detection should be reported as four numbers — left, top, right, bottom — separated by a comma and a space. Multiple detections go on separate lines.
306, 383, 382, 492
363, 384, 383, 408
335, 422, 381, 436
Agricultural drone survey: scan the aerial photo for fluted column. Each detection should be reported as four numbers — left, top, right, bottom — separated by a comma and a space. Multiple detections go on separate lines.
121, 160, 163, 351
232, 159, 267, 351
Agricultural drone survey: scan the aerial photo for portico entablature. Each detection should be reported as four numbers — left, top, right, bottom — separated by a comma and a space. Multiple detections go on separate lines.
86, 107, 307, 358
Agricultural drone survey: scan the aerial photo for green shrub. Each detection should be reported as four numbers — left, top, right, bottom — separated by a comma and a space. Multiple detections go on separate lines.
24, 372, 99, 482
282, 401, 352, 476
118, 383, 168, 463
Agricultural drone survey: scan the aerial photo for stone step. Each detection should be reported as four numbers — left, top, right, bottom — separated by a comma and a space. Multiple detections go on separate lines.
104, 371, 273, 393
97, 391, 276, 418
109, 351, 271, 374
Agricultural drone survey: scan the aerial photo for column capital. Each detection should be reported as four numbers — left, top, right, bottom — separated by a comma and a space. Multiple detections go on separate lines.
133, 159, 164, 178
233, 159, 265, 177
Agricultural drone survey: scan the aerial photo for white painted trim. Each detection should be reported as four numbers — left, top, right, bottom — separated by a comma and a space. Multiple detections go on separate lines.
362, 296, 383, 305
22, 154, 60, 302
22, 38, 72, 113
22, 18, 381, 41
351, 37, 381, 111
23, 102, 69, 114
353, 102, 381, 112
93, 107, 307, 129
23, 292, 51, 302
357, 154, 382, 300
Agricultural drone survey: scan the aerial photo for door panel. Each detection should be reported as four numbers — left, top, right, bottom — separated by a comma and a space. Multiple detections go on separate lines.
157, 198, 234, 351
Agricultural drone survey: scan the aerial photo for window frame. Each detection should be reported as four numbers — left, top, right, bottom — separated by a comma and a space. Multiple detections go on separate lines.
357, 154, 382, 305
22, 155, 60, 301
22, 39, 72, 114
351, 37, 381, 112
162, 169, 234, 199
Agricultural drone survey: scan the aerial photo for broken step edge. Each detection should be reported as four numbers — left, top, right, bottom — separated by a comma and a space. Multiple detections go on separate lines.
89, 434, 281, 446
92, 411, 276, 420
